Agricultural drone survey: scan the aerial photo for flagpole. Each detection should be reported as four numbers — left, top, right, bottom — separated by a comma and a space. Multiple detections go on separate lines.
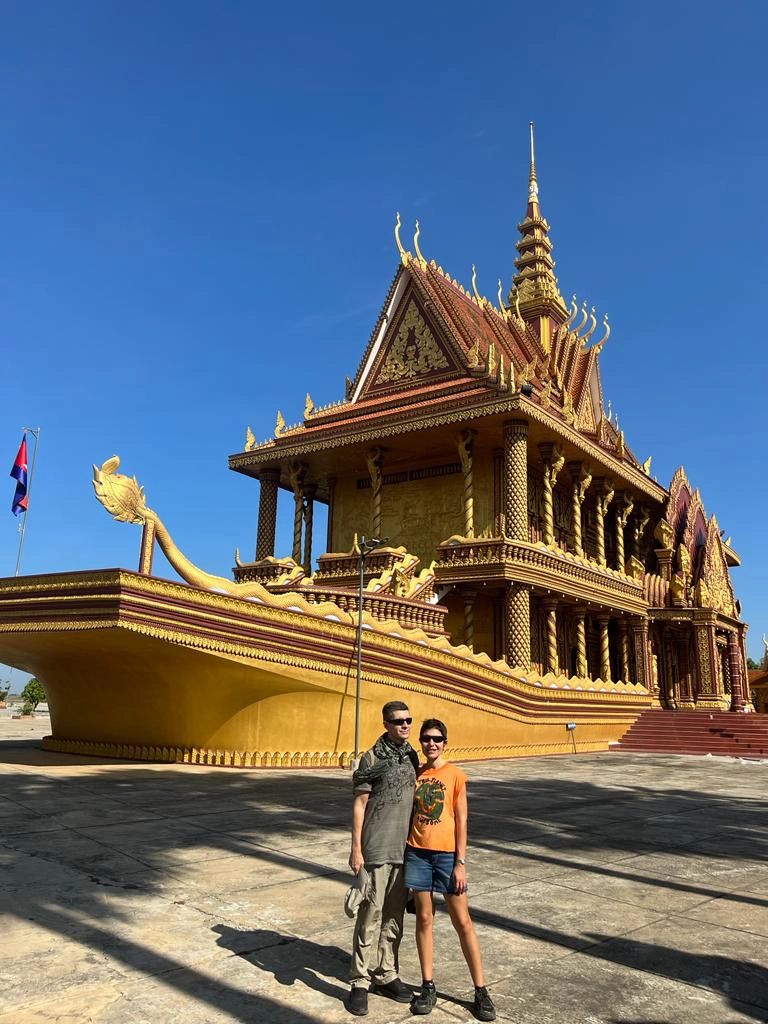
14, 427, 41, 577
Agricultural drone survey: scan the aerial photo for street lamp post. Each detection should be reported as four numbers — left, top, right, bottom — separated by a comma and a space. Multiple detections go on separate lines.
352, 534, 389, 768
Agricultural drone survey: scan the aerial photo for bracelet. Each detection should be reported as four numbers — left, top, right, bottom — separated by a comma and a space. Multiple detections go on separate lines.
456, 857, 466, 865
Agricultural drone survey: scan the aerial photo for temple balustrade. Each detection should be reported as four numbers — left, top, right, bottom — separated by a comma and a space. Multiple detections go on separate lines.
435, 536, 647, 615
233, 558, 303, 585
293, 585, 448, 636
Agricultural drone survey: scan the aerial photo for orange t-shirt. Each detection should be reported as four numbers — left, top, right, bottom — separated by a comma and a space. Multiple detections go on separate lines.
407, 762, 468, 852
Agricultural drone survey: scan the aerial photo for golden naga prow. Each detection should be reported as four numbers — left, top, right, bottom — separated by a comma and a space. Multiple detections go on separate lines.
93, 455, 274, 600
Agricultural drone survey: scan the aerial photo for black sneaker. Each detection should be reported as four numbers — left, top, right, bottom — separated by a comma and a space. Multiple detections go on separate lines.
473, 986, 496, 1021
348, 987, 369, 1016
411, 982, 437, 1015
375, 977, 412, 1002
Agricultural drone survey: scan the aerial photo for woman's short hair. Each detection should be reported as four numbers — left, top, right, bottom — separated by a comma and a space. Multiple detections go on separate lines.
419, 718, 447, 742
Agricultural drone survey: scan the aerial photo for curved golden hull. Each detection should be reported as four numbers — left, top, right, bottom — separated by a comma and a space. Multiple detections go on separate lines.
0, 570, 650, 766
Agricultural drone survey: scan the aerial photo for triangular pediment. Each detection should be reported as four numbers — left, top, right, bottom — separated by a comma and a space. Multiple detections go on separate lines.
359, 286, 464, 398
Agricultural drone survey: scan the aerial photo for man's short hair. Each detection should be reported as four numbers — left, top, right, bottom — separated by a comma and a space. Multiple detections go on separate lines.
382, 700, 409, 722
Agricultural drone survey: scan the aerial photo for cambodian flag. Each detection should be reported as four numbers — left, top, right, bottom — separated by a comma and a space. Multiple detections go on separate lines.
10, 436, 28, 516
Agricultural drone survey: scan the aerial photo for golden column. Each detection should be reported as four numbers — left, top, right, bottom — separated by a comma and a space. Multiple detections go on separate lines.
567, 462, 591, 557
539, 443, 565, 546
574, 608, 589, 678
456, 429, 477, 537
597, 614, 612, 681
617, 619, 632, 683
594, 478, 615, 566
255, 468, 280, 560
504, 419, 530, 669
543, 597, 559, 674
366, 446, 385, 538
631, 617, 656, 699
728, 637, 745, 709
693, 615, 725, 708
138, 520, 156, 575
289, 461, 307, 564
461, 586, 476, 650
302, 483, 316, 574
615, 495, 633, 573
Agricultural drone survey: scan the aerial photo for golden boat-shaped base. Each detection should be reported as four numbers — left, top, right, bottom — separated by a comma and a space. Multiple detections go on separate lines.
0, 569, 651, 767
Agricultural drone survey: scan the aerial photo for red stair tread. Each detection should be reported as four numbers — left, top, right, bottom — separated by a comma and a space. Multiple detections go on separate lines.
612, 709, 768, 758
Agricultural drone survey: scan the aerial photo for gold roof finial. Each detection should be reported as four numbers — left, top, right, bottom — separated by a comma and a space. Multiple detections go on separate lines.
573, 301, 589, 336
414, 220, 426, 267
564, 295, 578, 328
394, 212, 408, 265
593, 313, 611, 352
471, 264, 482, 303
581, 306, 598, 343
528, 120, 539, 206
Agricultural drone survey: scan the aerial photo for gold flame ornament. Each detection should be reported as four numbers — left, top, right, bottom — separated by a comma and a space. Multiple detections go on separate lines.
581, 307, 598, 343
574, 301, 589, 336
593, 313, 611, 352
471, 264, 482, 303
413, 220, 426, 267
394, 212, 408, 265
244, 426, 256, 451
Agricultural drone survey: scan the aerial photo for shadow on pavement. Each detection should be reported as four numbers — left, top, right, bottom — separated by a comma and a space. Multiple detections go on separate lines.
214, 925, 350, 1001
3, 756, 768, 1020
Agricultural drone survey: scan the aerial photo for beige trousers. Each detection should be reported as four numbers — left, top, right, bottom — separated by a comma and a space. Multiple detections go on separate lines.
349, 862, 407, 988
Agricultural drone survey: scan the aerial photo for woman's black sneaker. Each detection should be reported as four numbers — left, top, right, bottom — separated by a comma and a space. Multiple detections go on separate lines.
411, 981, 437, 1015
473, 986, 496, 1021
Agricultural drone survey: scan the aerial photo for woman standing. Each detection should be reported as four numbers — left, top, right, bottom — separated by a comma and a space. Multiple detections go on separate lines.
403, 719, 496, 1020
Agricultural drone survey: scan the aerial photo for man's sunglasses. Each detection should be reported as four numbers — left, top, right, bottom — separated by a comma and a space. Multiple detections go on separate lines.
386, 717, 412, 725
420, 734, 446, 744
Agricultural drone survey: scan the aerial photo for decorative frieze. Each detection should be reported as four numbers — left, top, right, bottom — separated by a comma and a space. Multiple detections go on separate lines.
436, 537, 646, 614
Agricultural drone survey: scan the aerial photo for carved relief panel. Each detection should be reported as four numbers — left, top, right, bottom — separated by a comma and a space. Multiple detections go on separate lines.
527, 470, 544, 544
553, 485, 571, 549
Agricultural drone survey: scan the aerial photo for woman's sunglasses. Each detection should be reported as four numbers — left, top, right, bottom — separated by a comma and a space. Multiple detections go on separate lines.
420, 734, 446, 744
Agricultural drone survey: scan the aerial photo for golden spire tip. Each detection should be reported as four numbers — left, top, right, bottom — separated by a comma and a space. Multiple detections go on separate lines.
528, 121, 539, 203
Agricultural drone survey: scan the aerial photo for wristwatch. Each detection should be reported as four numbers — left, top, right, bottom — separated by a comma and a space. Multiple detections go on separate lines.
456, 857, 466, 865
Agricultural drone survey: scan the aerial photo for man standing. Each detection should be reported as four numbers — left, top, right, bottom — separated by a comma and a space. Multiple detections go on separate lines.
347, 700, 419, 1016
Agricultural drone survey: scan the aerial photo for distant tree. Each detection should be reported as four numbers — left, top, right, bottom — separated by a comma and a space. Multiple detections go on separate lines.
747, 657, 759, 670
21, 678, 46, 712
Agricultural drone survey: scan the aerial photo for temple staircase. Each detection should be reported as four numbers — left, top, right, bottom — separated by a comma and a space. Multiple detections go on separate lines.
611, 710, 768, 758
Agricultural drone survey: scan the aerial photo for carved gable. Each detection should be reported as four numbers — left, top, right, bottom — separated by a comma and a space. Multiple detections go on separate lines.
699, 516, 738, 618
577, 392, 596, 432
362, 291, 462, 397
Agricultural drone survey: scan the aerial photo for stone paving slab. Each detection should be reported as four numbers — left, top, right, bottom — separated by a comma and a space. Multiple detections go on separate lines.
1, 717, 768, 1023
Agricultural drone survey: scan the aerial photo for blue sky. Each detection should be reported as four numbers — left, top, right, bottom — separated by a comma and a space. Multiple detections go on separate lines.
1, 1, 766, 672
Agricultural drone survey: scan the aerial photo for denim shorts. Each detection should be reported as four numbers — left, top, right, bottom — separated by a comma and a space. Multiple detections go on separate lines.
404, 844, 457, 894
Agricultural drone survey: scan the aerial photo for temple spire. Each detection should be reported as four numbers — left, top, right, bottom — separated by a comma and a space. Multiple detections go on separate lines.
528, 121, 539, 210
510, 122, 568, 338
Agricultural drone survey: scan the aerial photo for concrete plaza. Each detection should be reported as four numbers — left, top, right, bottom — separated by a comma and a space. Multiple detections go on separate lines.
1, 716, 767, 1024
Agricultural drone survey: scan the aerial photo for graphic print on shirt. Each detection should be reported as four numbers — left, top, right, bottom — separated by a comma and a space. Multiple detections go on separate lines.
369, 761, 413, 822
414, 776, 446, 826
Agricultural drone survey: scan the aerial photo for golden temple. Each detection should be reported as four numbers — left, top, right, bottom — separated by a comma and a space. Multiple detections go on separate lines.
0, 126, 749, 766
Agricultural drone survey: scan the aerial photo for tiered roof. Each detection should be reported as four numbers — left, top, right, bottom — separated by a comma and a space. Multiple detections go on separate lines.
230, 127, 662, 500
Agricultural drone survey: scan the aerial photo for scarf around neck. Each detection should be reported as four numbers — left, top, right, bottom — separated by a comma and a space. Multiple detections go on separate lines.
352, 733, 419, 788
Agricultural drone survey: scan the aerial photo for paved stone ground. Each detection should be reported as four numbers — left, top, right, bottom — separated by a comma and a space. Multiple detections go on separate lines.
1, 717, 767, 1024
